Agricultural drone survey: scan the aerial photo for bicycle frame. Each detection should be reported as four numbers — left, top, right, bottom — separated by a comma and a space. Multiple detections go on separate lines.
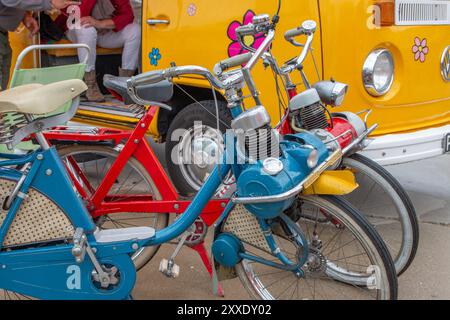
42, 105, 229, 293
44, 107, 228, 223
0, 95, 331, 299
2, 16, 358, 299
42, 101, 304, 268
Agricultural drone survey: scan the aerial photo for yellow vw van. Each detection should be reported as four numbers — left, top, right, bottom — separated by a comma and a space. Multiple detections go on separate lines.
8, 0, 450, 193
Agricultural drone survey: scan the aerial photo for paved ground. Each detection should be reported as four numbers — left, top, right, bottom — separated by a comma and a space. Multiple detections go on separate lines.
385, 154, 450, 299
130, 144, 450, 300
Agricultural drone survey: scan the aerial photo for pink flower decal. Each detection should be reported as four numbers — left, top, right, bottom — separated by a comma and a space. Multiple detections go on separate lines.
227, 10, 267, 58
412, 37, 429, 63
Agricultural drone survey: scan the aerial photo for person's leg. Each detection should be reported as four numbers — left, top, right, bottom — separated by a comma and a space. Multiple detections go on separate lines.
119, 23, 140, 73
66, 26, 98, 72
97, 23, 141, 77
0, 33, 12, 91
66, 26, 105, 102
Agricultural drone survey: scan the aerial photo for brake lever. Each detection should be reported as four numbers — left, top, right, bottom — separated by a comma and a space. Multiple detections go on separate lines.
288, 39, 306, 47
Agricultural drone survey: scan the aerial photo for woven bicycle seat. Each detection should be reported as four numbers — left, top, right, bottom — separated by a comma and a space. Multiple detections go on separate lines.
103, 74, 173, 105
0, 80, 87, 115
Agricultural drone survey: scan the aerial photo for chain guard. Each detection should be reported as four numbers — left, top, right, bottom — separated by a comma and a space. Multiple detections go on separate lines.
0, 244, 136, 300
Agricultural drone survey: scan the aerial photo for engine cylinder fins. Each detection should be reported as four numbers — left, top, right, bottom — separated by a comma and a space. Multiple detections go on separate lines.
289, 88, 328, 131
297, 104, 328, 130
243, 124, 281, 161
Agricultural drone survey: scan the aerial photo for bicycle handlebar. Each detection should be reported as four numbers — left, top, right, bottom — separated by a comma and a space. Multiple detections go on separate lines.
235, 24, 258, 37
284, 27, 306, 41
126, 66, 226, 107
127, 15, 276, 107
128, 69, 166, 87
214, 52, 253, 75
128, 66, 224, 90
281, 27, 315, 74
127, 27, 274, 94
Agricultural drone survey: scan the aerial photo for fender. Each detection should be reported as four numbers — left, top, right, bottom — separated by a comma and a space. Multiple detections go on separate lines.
302, 170, 358, 196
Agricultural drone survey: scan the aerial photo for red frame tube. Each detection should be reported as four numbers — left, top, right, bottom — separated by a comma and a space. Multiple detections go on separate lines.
44, 107, 228, 223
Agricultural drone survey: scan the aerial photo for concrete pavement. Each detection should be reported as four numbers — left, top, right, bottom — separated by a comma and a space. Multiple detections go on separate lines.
386, 154, 450, 299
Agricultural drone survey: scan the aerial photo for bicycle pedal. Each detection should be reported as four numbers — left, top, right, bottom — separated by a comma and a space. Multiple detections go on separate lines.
159, 258, 180, 278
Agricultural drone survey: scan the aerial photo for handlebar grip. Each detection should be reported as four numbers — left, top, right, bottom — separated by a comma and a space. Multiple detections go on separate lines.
235, 24, 257, 37
284, 27, 305, 41
127, 70, 165, 88
218, 52, 252, 71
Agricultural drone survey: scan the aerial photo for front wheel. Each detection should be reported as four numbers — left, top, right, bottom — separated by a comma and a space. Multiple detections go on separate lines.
341, 153, 419, 275
233, 196, 398, 300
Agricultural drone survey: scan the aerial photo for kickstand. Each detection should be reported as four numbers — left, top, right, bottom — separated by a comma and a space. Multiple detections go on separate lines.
189, 241, 225, 297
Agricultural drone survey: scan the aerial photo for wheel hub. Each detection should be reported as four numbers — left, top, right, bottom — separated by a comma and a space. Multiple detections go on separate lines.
178, 125, 223, 190
92, 265, 120, 289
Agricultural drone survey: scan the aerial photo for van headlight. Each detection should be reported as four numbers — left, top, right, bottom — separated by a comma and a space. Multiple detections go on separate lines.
363, 48, 394, 96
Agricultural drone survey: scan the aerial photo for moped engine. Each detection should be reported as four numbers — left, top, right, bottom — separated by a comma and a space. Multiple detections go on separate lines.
232, 107, 329, 219
289, 81, 366, 149
232, 105, 280, 162
289, 88, 328, 130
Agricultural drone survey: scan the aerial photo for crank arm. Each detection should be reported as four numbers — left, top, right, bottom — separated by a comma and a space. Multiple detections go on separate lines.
71, 228, 113, 289
159, 231, 191, 278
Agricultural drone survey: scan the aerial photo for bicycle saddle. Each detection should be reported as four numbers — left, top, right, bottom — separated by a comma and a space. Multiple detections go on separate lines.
0, 80, 87, 115
103, 74, 173, 105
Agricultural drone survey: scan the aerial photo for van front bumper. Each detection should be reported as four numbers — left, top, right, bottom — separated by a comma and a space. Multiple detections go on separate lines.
361, 124, 450, 165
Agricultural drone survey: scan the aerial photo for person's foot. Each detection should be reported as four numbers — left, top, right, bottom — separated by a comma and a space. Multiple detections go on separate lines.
84, 71, 105, 102
118, 67, 135, 78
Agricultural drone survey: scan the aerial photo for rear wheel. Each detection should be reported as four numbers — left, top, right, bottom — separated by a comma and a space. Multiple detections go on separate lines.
234, 196, 398, 300
58, 145, 169, 270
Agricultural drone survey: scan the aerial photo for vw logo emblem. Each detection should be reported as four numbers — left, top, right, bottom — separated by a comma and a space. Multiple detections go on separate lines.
441, 46, 450, 82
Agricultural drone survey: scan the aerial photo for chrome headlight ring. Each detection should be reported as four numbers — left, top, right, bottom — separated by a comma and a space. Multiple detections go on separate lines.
300, 144, 319, 169
363, 48, 395, 96
306, 148, 319, 169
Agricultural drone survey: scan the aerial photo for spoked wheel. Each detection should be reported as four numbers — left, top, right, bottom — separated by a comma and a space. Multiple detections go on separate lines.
234, 196, 397, 300
58, 145, 169, 270
341, 154, 419, 275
